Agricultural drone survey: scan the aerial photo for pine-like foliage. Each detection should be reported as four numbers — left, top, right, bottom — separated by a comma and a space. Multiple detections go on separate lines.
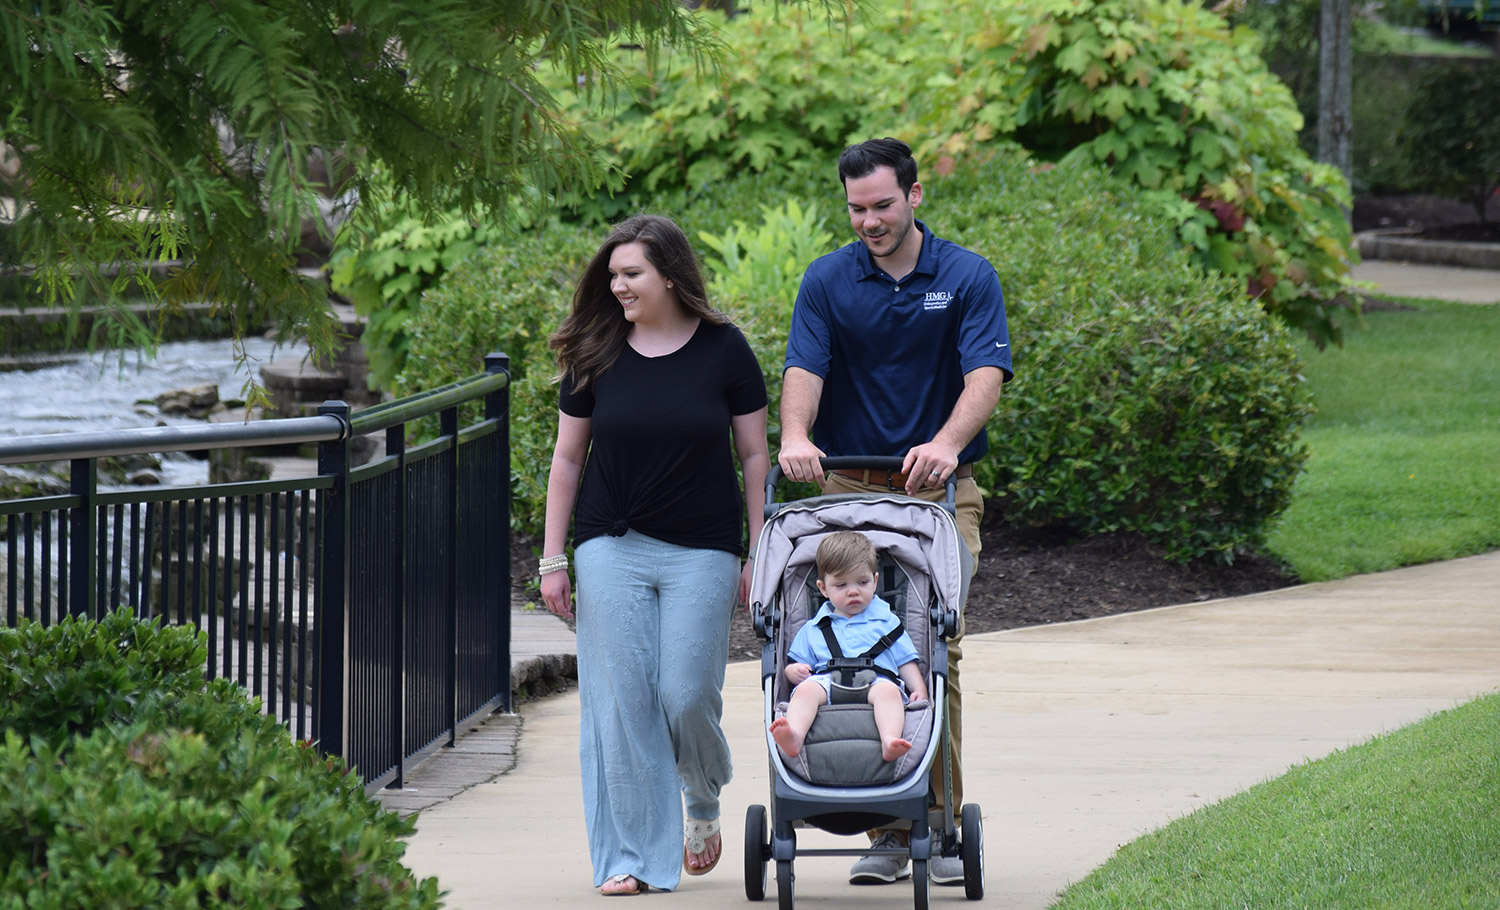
0, 0, 707, 351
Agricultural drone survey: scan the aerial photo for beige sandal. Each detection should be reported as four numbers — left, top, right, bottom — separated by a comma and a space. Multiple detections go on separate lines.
683, 817, 722, 876
601, 874, 648, 896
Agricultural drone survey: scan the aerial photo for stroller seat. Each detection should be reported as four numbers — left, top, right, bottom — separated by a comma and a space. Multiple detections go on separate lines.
775, 699, 936, 786
773, 573, 938, 786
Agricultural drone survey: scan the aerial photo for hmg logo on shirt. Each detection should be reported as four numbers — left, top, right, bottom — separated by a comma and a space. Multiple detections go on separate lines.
923, 291, 953, 311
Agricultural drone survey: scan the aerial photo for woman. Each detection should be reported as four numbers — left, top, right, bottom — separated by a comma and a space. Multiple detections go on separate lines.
540, 214, 769, 896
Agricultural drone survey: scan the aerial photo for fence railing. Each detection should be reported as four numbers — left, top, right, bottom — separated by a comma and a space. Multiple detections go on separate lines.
0, 352, 513, 793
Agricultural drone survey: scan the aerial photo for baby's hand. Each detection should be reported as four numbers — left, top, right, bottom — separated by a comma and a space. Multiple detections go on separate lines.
785, 662, 812, 685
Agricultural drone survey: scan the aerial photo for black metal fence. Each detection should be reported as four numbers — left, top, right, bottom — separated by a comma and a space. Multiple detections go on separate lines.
0, 353, 512, 793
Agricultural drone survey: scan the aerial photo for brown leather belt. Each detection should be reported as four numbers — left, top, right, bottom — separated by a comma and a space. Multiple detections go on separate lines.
829, 463, 973, 490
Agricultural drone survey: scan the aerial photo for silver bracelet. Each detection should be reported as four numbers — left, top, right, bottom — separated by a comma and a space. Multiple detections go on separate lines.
538, 553, 569, 576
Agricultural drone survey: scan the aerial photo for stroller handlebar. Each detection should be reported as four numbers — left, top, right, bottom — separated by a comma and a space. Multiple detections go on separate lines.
765, 456, 957, 518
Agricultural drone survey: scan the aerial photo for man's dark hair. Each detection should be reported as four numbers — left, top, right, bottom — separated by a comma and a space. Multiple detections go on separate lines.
837, 138, 918, 194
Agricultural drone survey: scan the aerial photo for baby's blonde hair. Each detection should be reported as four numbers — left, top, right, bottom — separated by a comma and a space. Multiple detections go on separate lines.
815, 530, 878, 581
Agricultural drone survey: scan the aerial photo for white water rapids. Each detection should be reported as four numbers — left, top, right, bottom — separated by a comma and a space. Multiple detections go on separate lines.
1, 336, 312, 486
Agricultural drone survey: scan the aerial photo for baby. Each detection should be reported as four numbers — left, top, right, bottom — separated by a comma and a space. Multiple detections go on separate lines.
770, 530, 929, 762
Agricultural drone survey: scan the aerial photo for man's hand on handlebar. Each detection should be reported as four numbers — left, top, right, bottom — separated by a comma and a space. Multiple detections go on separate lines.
776, 438, 827, 485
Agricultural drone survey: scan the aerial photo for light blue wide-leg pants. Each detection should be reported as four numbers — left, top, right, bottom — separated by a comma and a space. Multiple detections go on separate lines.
574, 531, 738, 891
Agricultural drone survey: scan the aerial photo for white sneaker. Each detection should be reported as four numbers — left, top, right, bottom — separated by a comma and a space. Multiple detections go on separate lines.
848, 832, 911, 884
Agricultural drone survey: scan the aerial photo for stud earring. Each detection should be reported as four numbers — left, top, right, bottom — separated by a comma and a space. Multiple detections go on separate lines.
666, 281, 673, 288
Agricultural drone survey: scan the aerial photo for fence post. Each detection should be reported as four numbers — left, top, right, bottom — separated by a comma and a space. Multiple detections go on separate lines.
68, 457, 96, 619
484, 353, 512, 713
387, 422, 408, 787
315, 401, 352, 762
442, 403, 460, 745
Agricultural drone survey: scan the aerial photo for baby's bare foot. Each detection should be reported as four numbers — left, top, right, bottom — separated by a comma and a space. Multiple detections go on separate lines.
881, 737, 913, 762
769, 717, 803, 758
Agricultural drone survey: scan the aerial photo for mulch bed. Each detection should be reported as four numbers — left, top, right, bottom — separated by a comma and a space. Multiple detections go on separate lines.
510, 517, 1298, 665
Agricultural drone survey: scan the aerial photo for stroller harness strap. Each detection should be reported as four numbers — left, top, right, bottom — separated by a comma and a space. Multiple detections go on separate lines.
815, 615, 905, 689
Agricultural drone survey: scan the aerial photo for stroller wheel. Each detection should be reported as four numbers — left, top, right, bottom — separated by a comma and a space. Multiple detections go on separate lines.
744, 804, 768, 901
912, 859, 929, 910
961, 803, 985, 900
776, 858, 795, 910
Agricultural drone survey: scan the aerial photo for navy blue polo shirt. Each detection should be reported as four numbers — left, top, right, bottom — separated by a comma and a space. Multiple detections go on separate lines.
784, 220, 1012, 465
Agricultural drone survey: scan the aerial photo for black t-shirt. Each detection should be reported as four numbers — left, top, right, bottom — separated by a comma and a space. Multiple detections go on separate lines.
560, 320, 767, 556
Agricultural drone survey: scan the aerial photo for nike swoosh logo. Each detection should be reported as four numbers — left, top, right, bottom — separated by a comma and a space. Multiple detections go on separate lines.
995, 342, 1008, 348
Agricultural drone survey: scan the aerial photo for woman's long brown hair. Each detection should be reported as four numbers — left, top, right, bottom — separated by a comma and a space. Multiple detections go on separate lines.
550, 214, 727, 392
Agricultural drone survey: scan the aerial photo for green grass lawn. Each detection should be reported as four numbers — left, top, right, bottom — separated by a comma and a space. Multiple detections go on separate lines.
1360, 19, 1497, 57
1265, 299, 1500, 581
1052, 693, 1500, 909
1050, 297, 1500, 908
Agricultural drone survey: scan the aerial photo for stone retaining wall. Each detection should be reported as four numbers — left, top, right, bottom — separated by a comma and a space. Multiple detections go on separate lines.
259, 302, 378, 420
1356, 230, 1500, 270
0, 302, 237, 358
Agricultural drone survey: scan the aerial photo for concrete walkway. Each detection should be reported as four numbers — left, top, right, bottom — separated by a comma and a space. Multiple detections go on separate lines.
392, 550, 1500, 909
375, 606, 578, 819
1352, 259, 1500, 304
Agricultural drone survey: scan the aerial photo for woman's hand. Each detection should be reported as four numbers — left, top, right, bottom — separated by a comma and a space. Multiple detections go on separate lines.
541, 570, 573, 619
738, 558, 755, 610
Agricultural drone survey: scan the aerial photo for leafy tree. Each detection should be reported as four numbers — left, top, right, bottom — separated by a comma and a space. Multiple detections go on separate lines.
1220, 0, 1492, 195
0, 0, 710, 355
1317, 0, 1355, 186
1398, 59, 1500, 224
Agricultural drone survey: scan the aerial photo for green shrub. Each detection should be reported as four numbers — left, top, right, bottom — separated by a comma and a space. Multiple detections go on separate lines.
935, 155, 1313, 561
699, 197, 841, 453
538, 0, 1357, 346
329, 200, 508, 390
1350, 54, 1426, 196
1398, 59, 1500, 223
0, 696, 441, 909
651, 167, 834, 242
0, 612, 442, 909
0, 609, 208, 745
698, 198, 837, 325
963, 0, 1356, 348
540, 6, 873, 216
996, 286, 1312, 561
397, 225, 600, 534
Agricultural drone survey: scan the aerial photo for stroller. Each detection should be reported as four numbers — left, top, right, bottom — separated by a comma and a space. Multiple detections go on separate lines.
744, 457, 985, 909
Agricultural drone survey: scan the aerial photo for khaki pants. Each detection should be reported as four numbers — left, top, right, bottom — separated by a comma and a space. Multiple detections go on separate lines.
819, 472, 982, 837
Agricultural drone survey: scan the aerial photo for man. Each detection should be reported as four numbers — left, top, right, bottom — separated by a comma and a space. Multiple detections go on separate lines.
778, 137, 1011, 886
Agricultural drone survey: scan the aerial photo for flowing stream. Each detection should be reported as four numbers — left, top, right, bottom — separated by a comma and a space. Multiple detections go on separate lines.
1, 336, 312, 486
